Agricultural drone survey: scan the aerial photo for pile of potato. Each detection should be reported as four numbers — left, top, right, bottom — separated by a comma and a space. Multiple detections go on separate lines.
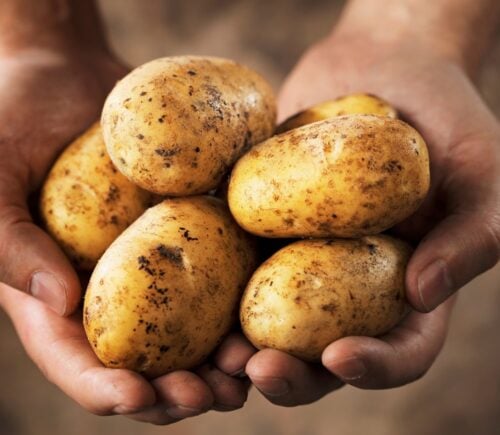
40, 56, 430, 376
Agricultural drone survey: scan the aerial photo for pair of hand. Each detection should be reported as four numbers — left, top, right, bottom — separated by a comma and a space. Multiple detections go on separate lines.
0, 32, 498, 424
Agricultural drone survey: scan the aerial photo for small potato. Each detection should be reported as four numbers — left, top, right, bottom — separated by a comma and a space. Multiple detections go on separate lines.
102, 56, 276, 196
84, 196, 257, 378
40, 123, 156, 270
277, 93, 397, 133
240, 236, 411, 361
228, 115, 430, 238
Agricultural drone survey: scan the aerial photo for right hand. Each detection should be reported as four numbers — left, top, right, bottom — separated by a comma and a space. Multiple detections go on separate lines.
0, 46, 249, 424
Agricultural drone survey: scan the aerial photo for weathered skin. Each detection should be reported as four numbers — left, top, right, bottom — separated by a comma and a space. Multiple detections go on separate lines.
276, 93, 397, 133
84, 196, 257, 378
40, 123, 156, 270
101, 56, 276, 196
228, 114, 430, 238
240, 236, 412, 361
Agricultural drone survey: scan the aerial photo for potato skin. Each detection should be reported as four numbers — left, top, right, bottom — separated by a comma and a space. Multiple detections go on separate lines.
240, 236, 411, 361
101, 56, 276, 196
40, 123, 155, 270
84, 196, 257, 378
276, 93, 397, 133
228, 115, 430, 238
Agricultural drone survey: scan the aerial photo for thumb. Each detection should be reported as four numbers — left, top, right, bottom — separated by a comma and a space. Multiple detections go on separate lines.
0, 189, 81, 316
406, 211, 499, 312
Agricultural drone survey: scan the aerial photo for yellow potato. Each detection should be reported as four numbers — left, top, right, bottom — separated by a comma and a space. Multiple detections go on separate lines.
40, 123, 156, 270
101, 56, 276, 196
276, 93, 397, 133
228, 115, 430, 238
84, 196, 257, 378
240, 236, 411, 361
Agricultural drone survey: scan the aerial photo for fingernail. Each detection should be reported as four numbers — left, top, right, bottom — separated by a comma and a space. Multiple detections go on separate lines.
113, 405, 142, 415
332, 357, 367, 380
418, 259, 453, 312
252, 377, 290, 397
165, 405, 202, 420
229, 368, 247, 378
212, 403, 241, 412
29, 271, 67, 316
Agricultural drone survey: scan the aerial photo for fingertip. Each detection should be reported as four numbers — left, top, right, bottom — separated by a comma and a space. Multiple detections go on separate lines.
109, 370, 157, 414
213, 332, 256, 376
152, 370, 214, 412
322, 337, 372, 383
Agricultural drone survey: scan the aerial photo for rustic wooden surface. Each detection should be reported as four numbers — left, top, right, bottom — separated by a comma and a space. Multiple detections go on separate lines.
1, 1, 499, 434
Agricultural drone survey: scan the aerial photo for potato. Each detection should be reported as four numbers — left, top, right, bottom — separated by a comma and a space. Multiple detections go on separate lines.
101, 56, 276, 196
228, 115, 430, 238
84, 196, 257, 378
276, 93, 397, 133
40, 123, 156, 270
240, 235, 411, 361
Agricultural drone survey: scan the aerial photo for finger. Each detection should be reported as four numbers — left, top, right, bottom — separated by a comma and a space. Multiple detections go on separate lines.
0, 283, 156, 414
196, 363, 250, 411
213, 332, 257, 377
0, 187, 81, 315
405, 212, 499, 312
128, 371, 214, 425
322, 298, 454, 389
245, 349, 343, 407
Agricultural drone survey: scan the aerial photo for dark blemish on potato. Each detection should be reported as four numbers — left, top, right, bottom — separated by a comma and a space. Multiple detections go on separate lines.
217, 227, 223, 235
158, 115, 166, 123
140, 91, 147, 96
98, 279, 104, 286
181, 229, 198, 241
156, 245, 184, 268
283, 217, 294, 227
348, 290, 355, 300
194, 147, 201, 153
119, 157, 127, 166
155, 147, 179, 158
188, 85, 194, 96
110, 215, 119, 225
383, 160, 403, 172
321, 303, 337, 313
109, 360, 119, 365
187, 70, 197, 76
138, 256, 155, 276
191, 162, 198, 168
105, 184, 120, 203
294, 296, 302, 303
137, 133, 145, 140
160, 345, 170, 353
367, 243, 377, 255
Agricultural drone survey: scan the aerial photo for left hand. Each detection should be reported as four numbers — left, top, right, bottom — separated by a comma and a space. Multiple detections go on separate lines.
214, 19, 500, 402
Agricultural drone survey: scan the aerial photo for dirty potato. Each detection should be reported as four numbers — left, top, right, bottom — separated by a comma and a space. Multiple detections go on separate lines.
240, 235, 411, 361
276, 93, 397, 133
84, 196, 257, 378
228, 115, 430, 238
40, 123, 156, 270
101, 56, 276, 196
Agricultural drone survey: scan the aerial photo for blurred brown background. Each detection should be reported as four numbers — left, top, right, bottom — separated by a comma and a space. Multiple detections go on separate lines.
1, 1, 499, 434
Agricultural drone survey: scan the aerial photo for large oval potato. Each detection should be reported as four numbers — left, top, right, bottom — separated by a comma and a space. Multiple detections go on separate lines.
40, 123, 156, 270
240, 236, 411, 361
84, 196, 257, 378
228, 115, 430, 238
276, 93, 397, 133
102, 56, 276, 196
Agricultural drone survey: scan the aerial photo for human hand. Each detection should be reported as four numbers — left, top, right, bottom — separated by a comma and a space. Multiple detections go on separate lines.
0, 283, 249, 423
0, 33, 248, 424
215, 0, 499, 405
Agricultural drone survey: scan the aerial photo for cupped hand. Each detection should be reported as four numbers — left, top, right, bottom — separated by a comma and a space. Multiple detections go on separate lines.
215, 31, 499, 405
0, 47, 249, 423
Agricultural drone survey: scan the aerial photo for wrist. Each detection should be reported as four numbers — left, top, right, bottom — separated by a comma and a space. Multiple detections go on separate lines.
0, 0, 109, 57
332, 0, 500, 78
